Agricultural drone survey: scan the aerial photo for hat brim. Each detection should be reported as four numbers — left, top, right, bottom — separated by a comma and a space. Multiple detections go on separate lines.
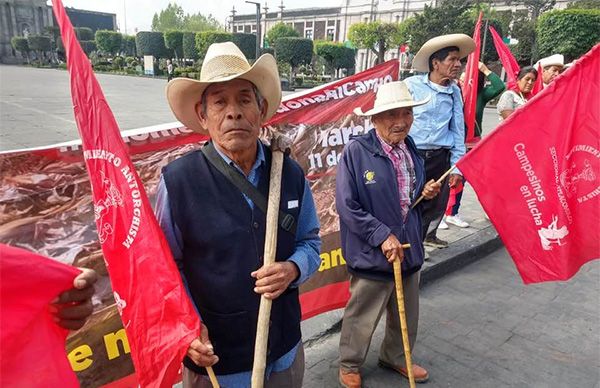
165, 54, 282, 134
353, 95, 431, 117
412, 34, 476, 73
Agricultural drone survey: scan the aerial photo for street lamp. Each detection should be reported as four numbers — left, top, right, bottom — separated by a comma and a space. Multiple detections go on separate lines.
245, 1, 261, 60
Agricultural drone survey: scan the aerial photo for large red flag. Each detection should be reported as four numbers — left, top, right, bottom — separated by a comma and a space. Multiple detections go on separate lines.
530, 63, 544, 97
462, 12, 483, 143
0, 244, 80, 387
51, 0, 200, 386
457, 44, 600, 284
489, 26, 520, 90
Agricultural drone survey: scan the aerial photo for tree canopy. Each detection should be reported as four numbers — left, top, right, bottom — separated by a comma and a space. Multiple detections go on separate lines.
265, 23, 300, 47
151, 2, 222, 32
348, 21, 402, 64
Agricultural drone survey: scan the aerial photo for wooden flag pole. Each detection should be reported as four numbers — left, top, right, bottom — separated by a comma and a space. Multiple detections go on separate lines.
393, 243, 416, 388
410, 165, 457, 209
206, 367, 220, 388
251, 145, 285, 388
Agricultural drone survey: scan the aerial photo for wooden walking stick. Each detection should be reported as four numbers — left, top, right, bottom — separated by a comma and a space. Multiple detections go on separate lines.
251, 135, 287, 388
393, 243, 416, 388
410, 165, 457, 209
206, 366, 220, 388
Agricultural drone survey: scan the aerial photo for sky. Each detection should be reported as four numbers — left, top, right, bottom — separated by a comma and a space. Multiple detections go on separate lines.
58, 0, 346, 35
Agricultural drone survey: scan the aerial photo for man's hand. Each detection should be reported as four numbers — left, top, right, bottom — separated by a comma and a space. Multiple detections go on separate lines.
187, 323, 219, 367
251, 261, 299, 300
448, 173, 463, 188
422, 179, 441, 200
381, 234, 405, 264
51, 268, 97, 330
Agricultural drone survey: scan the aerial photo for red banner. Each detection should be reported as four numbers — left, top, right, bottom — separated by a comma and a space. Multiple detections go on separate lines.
530, 63, 544, 97
51, 0, 200, 386
489, 26, 519, 90
462, 12, 483, 143
0, 244, 80, 387
457, 44, 600, 284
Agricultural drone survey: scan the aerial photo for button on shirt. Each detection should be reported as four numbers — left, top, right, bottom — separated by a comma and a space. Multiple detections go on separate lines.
154, 142, 321, 387
376, 132, 416, 218
404, 74, 467, 173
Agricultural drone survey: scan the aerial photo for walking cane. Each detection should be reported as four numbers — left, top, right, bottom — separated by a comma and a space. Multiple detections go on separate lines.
206, 366, 219, 387
251, 135, 287, 388
393, 243, 416, 388
410, 165, 457, 209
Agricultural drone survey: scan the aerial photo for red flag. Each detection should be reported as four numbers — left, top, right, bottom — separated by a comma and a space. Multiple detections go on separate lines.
51, 0, 200, 386
489, 26, 520, 90
457, 44, 600, 284
530, 63, 544, 97
462, 12, 483, 143
0, 244, 80, 387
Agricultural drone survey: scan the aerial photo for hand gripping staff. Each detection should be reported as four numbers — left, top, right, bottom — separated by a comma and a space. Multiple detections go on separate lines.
394, 243, 416, 388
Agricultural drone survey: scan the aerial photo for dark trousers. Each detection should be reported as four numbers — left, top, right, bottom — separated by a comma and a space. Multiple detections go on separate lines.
417, 148, 451, 240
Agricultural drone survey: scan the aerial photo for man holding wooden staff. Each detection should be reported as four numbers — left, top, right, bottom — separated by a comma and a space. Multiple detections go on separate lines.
336, 81, 441, 387
155, 42, 321, 387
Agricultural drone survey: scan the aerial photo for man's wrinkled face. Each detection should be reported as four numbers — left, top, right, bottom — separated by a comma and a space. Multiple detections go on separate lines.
372, 107, 414, 145
433, 50, 462, 80
542, 65, 563, 84
197, 79, 267, 154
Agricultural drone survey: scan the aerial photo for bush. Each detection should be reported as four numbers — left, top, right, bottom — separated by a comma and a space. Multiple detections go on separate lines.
113, 56, 125, 69
164, 30, 184, 59
182, 32, 199, 60
260, 47, 275, 56
75, 27, 94, 41
196, 31, 233, 58
27, 35, 52, 53
274, 37, 313, 68
537, 9, 600, 61
136, 31, 170, 58
232, 33, 256, 59
80, 41, 97, 56
265, 22, 300, 47
121, 35, 137, 56
11, 37, 29, 60
95, 30, 122, 56
125, 56, 136, 65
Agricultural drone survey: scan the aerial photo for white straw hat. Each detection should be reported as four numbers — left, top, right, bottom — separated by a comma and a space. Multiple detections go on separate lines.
412, 34, 476, 72
353, 81, 430, 116
166, 42, 281, 134
536, 54, 565, 69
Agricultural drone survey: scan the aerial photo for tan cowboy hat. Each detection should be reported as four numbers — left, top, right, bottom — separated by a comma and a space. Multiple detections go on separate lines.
536, 54, 565, 69
353, 81, 430, 116
412, 34, 476, 72
166, 41, 281, 133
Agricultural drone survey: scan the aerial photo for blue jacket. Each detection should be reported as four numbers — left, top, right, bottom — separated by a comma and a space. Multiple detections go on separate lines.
336, 129, 426, 281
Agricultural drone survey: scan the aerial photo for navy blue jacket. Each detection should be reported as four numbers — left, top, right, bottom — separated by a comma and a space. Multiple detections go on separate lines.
336, 129, 426, 281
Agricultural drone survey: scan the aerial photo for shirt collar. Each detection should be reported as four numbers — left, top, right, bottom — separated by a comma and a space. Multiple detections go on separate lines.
213, 140, 265, 175
422, 73, 455, 94
375, 131, 407, 153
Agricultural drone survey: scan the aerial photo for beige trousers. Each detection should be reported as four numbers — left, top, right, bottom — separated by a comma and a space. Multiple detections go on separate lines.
182, 344, 305, 388
339, 271, 420, 371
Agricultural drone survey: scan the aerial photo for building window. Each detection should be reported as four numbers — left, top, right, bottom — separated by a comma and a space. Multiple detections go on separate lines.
306, 21, 313, 28
237, 25, 244, 32
305, 29, 313, 40
395, 15, 400, 23
326, 27, 335, 41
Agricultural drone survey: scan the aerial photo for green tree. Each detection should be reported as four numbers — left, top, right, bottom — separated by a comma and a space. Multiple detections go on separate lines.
195, 31, 232, 58
506, 0, 556, 21
27, 35, 51, 62
182, 32, 199, 60
348, 21, 402, 65
183, 13, 222, 31
136, 31, 170, 58
11, 37, 29, 63
510, 11, 537, 64
315, 41, 346, 78
274, 37, 313, 83
164, 30, 184, 60
80, 41, 97, 57
74, 27, 94, 41
232, 33, 256, 59
567, 0, 600, 8
121, 35, 137, 57
537, 9, 600, 61
152, 2, 185, 31
95, 30, 122, 56
265, 23, 300, 47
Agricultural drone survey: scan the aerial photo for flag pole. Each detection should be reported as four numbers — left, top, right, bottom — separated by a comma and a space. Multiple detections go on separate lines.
410, 165, 457, 209
206, 367, 220, 387
393, 243, 415, 388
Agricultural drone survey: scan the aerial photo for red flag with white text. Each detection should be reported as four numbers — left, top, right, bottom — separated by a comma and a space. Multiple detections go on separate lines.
457, 44, 600, 284
51, 0, 200, 386
462, 12, 483, 143
489, 26, 519, 90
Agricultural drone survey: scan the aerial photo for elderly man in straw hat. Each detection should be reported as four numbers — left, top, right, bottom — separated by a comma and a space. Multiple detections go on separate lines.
336, 81, 441, 387
536, 53, 565, 87
155, 42, 321, 387
403, 34, 475, 250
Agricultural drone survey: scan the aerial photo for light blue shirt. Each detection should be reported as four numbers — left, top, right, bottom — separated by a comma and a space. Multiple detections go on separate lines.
404, 74, 467, 174
154, 142, 321, 387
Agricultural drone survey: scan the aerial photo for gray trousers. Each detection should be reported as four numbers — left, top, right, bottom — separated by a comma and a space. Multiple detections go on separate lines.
339, 271, 420, 371
182, 344, 305, 388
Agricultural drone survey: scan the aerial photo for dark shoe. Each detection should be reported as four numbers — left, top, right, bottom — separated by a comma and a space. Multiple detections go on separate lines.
339, 368, 362, 388
378, 359, 429, 383
424, 236, 448, 249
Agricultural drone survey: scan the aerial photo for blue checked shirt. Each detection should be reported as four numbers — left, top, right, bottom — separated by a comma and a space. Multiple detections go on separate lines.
154, 142, 321, 387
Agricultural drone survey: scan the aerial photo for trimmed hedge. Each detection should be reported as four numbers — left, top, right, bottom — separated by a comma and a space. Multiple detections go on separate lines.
196, 31, 233, 58
182, 32, 199, 60
136, 31, 170, 58
11, 37, 29, 54
274, 37, 313, 68
27, 35, 51, 53
537, 9, 600, 61
232, 33, 256, 59
75, 27, 94, 41
95, 30, 122, 56
164, 30, 184, 59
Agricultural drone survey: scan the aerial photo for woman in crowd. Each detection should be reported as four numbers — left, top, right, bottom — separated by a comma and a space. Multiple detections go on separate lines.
496, 66, 538, 120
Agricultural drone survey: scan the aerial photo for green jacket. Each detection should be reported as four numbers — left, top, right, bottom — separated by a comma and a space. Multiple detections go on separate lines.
475, 72, 505, 137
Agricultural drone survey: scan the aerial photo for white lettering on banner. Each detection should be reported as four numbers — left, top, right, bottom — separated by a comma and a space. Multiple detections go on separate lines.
513, 143, 546, 226
559, 144, 600, 205
307, 122, 370, 170
277, 75, 394, 113
550, 147, 573, 224
120, 165, 143, 249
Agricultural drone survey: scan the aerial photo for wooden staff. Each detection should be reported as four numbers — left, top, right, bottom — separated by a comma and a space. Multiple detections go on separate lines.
206, 366, 220, 388
251, 142, 285, 388
393, 243, 415, 388
410, 165, 457, 209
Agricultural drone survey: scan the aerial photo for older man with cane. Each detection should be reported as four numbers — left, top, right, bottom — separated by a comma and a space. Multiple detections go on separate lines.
336, 81, 441, 388
155, 42, 321, 387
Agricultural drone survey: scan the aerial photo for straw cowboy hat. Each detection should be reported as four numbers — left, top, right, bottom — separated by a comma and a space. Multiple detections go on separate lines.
353, 81, 430, 116
412, 34, 476, 72
166, 41, 282, 133
536, 54, 565, 69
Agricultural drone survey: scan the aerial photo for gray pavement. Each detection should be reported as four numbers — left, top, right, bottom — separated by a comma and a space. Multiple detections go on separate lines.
303, 248, 600, 387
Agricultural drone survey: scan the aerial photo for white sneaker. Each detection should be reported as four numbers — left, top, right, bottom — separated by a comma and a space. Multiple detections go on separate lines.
438, 219, 449, 230
446, 215, 469, 228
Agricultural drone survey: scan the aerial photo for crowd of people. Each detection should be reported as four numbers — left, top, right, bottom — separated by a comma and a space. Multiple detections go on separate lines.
52, 34, 571, 388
